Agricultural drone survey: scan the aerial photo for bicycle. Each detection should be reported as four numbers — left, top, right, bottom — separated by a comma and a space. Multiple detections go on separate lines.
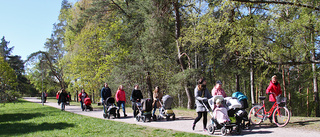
248, 94, 290, 127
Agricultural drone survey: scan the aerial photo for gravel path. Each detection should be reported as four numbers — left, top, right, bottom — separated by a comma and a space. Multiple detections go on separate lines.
23, 97, 320, 137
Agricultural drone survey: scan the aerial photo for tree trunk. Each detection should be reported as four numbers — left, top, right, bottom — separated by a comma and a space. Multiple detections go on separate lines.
250, 60, 255, 104
312, 54, 319, 117
307, 87, 310, 116
282, 65, 286, 97
236, 74, 240, 92
146, 71, 153, 100
173, 1, 194, 109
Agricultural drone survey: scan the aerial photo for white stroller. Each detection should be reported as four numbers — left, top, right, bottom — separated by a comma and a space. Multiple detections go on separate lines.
157, 95, 176, 121
205, 95, 239, 136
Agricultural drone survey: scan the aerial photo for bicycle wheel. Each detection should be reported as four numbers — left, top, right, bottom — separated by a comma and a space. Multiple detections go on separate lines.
249, 106, 264, 125
273, 107, 290, 127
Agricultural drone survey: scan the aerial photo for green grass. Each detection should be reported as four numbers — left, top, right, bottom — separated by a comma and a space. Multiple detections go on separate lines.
0, 99, 209, 137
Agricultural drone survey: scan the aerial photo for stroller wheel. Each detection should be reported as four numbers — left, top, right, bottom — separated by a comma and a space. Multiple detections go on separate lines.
221, 126, 227, 136
142, 116, 146, 122
103, 113, 107, 118
246, 122, 254, 131
235, 125, 242, 135
136, 116, 141, 122
166, 116, 170, 121
207, 124, 215, 135
113, 113, 117, 119
152, 115, 157, 121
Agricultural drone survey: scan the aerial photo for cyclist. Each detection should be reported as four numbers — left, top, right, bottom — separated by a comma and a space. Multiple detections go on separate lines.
266, 75, 282, 123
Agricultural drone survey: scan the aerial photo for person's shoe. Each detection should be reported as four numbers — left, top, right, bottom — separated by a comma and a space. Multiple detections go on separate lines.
192, 124, 195, 130
203, 128, 208, 132
124, 114, 127, 117
269, 117, 273, 123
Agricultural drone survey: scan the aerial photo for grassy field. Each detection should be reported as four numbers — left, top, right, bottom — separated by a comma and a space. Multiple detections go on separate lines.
0, 99, 209, 137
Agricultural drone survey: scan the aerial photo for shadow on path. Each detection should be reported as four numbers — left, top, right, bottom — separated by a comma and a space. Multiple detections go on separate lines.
290, 119, 320, 126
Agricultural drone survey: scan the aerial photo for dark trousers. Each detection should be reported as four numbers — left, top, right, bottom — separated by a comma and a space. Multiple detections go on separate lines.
117, 101, 126, 115
193, 112, 208, 129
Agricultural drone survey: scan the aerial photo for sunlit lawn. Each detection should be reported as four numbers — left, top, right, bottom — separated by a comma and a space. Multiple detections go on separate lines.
0, 99, 209, 137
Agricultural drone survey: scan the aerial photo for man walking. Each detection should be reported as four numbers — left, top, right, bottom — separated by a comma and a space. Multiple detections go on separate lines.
101, 83, 112, 113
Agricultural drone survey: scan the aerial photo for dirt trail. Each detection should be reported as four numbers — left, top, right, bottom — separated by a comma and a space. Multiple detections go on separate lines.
23, 97, 320, 137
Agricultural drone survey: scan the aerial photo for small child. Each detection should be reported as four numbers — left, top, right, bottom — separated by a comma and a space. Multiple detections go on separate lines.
213, 99, 230, 124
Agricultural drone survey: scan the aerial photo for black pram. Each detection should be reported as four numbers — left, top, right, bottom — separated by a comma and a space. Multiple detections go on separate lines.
103, 97, 119, 119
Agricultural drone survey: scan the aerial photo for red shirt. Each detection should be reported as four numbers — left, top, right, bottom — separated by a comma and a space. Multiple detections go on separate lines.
266, 81, 282, 102
115, 89, 126, 102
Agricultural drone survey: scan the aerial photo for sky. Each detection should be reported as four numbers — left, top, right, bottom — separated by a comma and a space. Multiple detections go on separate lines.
0, 0, 77, 61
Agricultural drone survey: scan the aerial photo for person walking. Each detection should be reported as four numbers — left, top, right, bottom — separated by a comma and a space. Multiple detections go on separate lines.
152, 86, 163, 117
131, 84, 143, 117
115, 85, 127, 117
58, 89, 68, 111
101, 83, 112, 113
193, 77, 212, 132
211, 80, 227, 97
78, 89, 88, 111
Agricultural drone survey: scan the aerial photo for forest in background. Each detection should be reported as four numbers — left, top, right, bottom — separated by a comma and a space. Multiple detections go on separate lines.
1, 0, 320, 117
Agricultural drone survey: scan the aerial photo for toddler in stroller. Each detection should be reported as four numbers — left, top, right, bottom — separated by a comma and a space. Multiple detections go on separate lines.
135, 98, 153, 122
103, 97, 119, 119
83, 97, 93, 111
157, 95, 175, 121
206, 95, 236, 136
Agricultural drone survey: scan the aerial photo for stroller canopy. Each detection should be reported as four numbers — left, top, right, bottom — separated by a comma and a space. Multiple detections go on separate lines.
106, 97, 115, 104
162, 95, 173, 109
84, 97, 92, 105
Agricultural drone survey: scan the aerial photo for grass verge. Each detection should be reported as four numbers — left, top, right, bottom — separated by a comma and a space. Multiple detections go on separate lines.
0, 99, 209, 137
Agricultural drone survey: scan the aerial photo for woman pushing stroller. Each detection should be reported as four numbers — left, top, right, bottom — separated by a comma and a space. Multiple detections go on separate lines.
193, 77, 212, 132
131, 84, 143, 117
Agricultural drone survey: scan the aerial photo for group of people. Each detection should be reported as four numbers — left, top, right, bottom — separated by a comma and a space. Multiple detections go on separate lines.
100, 83, 163, 118
192, 75, 282, 132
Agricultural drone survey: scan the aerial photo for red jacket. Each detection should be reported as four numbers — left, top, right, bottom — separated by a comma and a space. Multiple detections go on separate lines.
115, 89, 126, 102
266, 81, 282, 102
78, 92, 88, 102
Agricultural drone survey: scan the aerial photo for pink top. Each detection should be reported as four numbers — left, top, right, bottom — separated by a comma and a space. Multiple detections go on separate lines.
211, 87, 227, 97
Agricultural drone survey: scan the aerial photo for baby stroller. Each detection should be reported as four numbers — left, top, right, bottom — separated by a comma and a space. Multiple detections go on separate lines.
83, 97, 93, 111
157, 95, 175, 121
227, 93, 252, 133
205, 95, 237, 136
103, 97, 119, 119
225, 97, 251, 135
135, 98, 153, 122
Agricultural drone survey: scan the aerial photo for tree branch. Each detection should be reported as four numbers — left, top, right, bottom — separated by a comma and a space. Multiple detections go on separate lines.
231, 0, 320, 11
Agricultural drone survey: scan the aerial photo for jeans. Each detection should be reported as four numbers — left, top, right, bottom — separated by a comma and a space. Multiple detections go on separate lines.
80, 101, 84, 110
117, 101, 126, 115
102, 100, 106, 113
153, 103, 158, 116
61, 102, 66, 110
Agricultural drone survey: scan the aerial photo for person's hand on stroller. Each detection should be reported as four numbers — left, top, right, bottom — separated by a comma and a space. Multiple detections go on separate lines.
202, 97, 208, 103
